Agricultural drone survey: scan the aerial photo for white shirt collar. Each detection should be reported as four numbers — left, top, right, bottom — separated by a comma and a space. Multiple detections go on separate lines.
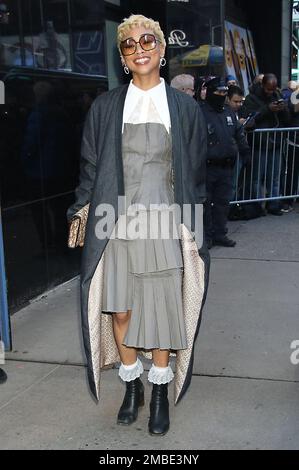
123, 78, 170, 132
128, 77, 165, 99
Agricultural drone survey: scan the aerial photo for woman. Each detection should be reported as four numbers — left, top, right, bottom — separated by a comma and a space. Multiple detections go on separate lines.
67, 14, 210, 436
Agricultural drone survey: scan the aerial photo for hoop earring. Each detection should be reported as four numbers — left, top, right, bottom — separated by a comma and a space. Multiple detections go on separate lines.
123, 65, 130, 75
160, 57, 166, 67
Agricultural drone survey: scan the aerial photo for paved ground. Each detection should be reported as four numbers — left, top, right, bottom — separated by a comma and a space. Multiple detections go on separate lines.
1, 207, 299, 450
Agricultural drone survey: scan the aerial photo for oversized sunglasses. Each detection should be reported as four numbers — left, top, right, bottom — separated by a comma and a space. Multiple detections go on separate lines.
120, 33, 160, 56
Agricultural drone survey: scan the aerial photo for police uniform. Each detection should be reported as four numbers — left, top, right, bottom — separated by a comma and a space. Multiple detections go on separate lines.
200, 77, 250, 247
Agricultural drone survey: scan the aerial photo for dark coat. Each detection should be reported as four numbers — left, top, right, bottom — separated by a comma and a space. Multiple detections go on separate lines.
67, 83, 210, 404
200, 102, 251, 162
243, 86, 290, 129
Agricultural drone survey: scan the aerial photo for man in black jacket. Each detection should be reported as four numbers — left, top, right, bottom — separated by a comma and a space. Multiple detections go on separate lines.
243, 74, 290, 215
201, 77, 251, 248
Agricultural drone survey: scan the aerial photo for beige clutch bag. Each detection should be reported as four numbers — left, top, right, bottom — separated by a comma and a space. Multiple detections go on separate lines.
68, 203, 90, 248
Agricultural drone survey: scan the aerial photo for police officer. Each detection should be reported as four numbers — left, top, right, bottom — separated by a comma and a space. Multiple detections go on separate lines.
200, 77, 250, 248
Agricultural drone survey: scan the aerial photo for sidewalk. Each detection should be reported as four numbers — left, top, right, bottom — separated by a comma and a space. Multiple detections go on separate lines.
1, 207, 299, 450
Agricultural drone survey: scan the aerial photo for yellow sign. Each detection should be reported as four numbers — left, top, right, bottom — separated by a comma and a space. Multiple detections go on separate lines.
181, 45, 210, 67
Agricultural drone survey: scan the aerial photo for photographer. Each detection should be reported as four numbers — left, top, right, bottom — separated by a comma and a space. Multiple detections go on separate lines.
243, 74, 290, 215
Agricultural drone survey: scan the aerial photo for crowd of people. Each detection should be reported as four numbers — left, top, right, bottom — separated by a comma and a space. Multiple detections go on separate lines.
171, 72, 299, 249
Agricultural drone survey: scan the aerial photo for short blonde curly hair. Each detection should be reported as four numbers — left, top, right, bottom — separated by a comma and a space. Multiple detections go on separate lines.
117, 14, 166, 55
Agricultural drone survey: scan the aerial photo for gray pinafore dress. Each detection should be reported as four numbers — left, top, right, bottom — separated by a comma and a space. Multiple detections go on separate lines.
102, 121, 187, 351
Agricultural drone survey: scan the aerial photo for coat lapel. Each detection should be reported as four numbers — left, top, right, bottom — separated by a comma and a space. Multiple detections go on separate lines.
114, 85, 129, 197
165, 84, 183, 207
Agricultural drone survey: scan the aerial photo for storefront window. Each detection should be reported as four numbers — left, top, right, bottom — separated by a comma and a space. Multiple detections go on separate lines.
71, 0, 104, 26
23, 0, 71, 70
166, 0, 223, 82
0, 0, 106, 75
0, 0, 108, 311
32, 20, 71, 70
0, 0, 21, 67
292, 1, 299, 80
72, 30, 106, 75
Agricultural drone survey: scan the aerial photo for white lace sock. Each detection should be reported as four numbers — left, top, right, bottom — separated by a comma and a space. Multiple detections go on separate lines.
148, 364, 174, 385
118, 358, 144, 382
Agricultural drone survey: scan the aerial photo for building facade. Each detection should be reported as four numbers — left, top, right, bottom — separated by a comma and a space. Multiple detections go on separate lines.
0, 0, 292, 347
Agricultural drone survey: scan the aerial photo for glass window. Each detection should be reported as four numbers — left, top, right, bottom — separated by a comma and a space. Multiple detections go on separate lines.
42, 0, 70, 33
32, 20, 71, 71
0, 1, 107, 74
0, 0, 108, 312
28, 0, 71, 71
0, 0, 22, 67
166, 0, 223, 82
73, 29, 106, 75
71, 0, 104, 26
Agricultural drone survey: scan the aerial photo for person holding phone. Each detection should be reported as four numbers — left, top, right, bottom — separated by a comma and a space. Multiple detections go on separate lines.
227, 86, 250, 205
244, 74, 288, 124
243, 73, 290, 215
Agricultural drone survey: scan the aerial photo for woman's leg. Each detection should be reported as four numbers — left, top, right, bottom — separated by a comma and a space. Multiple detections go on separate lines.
152, 349, 170, 367
113, 310, 144, 425
112, 310, 137, 365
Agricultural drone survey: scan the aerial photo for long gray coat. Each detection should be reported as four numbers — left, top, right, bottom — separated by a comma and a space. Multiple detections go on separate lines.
67, 83, 210, 404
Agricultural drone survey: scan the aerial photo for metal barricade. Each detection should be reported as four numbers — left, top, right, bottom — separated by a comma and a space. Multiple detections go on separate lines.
230, 127, 299, 205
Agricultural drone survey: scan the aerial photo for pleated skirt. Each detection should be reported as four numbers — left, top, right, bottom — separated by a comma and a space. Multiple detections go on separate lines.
101, 233, 188, 351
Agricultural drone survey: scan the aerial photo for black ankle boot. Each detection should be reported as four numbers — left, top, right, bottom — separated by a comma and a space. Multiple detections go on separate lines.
117, 378, 144, 425
148, 384, 170, 436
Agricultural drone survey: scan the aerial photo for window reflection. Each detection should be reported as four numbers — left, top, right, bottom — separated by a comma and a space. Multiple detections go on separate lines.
0, 2, 10, 25
0, 0, 106, 75
0, 67, 107, 310
0, 0, 108, 311
34, 20, 70, 70
73, 30, 105, 75
0, 0, 21, 66
71, 0, 104, 26
167, 0, 223, 82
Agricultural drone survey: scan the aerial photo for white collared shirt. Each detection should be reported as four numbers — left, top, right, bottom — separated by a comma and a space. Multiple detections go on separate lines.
122, 78, 171, 133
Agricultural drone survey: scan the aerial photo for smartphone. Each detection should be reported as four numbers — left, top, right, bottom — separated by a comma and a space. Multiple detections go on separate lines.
275, 99, 284, 105
242, 112, 258, 128
242, 115, 253, 127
